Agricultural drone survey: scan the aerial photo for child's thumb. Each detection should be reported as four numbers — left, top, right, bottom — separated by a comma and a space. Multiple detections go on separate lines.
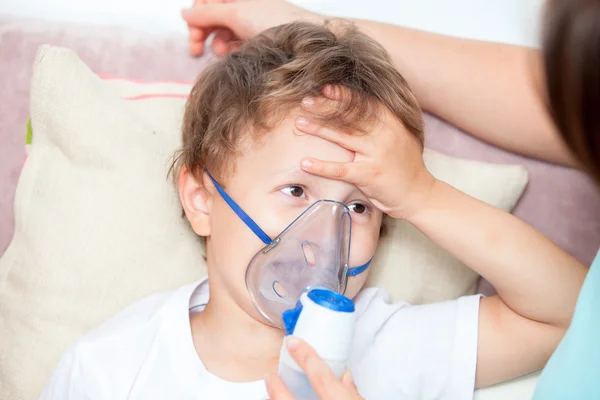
341, 369, 358, 390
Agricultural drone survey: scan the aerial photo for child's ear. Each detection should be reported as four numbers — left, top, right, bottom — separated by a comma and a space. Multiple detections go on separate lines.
178, 167, 212, 237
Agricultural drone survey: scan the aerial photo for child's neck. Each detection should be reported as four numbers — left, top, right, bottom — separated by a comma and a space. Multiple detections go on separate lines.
190, 279, 285, 383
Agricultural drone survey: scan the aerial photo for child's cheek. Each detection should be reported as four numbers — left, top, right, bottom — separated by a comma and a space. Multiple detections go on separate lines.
346, 272, 369, 300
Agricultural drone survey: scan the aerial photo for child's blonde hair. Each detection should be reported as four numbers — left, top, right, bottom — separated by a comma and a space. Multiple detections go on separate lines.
171, 20, 423, 184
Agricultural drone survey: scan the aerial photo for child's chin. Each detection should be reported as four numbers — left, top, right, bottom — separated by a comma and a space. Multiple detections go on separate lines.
248, 311, 279, 329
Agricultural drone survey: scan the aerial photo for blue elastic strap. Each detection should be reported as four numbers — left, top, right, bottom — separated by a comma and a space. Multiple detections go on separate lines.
205, 170, 373, 274
206, 171, 273, 245
347, 258, 372, 277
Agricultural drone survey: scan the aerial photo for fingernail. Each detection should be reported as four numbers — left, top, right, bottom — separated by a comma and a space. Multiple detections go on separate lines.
296, 117, 309, 126
264, 374, 270, 385
181, 8, 191, 16
302, 97, 315, 106
287, 337, 300, 350
342, 369, 354, 383
301, 159, 313, 169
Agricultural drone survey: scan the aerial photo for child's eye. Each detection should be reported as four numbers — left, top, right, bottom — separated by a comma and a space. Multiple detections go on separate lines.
348, 203, 369, 215
280, 185, 307, 199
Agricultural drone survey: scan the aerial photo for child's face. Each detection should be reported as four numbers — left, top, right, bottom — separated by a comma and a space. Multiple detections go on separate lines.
181, 113, 382, 325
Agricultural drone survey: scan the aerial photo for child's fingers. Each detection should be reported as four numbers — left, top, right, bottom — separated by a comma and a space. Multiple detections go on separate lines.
301, 96, 340, 117
302, 84, 357, 116
295, 116, 367, 153
322, 84, 352, 101
300, 158, 371, 186
300, 93, 380, 135
264, 373, 296, 400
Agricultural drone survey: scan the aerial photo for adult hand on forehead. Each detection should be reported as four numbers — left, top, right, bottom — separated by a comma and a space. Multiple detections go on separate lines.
182, 0, 321, 57
264, 337, 364, 400
295, 85, 436, 220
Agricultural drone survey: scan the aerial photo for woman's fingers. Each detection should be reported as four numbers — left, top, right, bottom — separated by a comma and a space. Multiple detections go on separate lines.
188, 0, 207, 56
182, 0, 238, 56
265, 339, 363, 400
264, 373, 296, 400
189, 25, 211, 56
189, 26, 203, 41
189, 36, 205, 57
295, 116, 366, 153
286, 338, 351, 399
212, 27, 237, 56
341, 369, 358, 390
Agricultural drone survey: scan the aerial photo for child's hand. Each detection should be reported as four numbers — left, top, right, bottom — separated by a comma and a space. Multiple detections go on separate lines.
295, 86, 436, 220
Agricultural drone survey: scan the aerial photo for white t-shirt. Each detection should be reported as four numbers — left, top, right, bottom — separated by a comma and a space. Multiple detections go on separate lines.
39, 278, 481, 400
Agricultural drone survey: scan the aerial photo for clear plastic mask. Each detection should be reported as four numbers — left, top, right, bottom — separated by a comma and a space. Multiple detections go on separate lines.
206, 172, 370, 329
246, 200, 352, 327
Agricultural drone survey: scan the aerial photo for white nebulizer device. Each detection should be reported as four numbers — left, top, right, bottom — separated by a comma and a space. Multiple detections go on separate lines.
278, 288, 356, 400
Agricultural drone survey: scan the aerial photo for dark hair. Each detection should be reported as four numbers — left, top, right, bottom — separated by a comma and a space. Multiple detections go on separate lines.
543, 0, 600, 181
171, 20, 423, 183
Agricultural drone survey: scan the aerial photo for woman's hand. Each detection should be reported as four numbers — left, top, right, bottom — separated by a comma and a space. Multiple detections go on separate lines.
182, 0, 322, 57
265, 337, 364, 400
295, 86, 436, 220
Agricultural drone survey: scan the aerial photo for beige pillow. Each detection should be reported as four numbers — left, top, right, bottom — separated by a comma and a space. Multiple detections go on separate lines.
0, 47, 527, 400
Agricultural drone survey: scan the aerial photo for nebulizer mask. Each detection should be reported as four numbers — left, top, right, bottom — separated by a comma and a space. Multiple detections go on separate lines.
207, 172, 371, 329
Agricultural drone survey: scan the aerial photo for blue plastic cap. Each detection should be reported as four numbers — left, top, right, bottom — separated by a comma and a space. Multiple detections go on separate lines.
307, 289, 355, 313
282, 301, 303, 336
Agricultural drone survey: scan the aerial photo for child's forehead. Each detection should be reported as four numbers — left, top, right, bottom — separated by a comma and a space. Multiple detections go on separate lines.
222, 115, 367, 201
241, 115, 355, 170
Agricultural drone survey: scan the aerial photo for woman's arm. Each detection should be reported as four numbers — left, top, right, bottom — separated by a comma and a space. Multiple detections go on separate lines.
348, 21, 576, 167
182, 0, 576, 166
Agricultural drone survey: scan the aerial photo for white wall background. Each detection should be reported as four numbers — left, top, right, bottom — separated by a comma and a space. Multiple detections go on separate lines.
0, 0, 545, 47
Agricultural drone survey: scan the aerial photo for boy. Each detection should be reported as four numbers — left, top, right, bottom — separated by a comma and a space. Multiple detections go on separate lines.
40, 21, 586, 399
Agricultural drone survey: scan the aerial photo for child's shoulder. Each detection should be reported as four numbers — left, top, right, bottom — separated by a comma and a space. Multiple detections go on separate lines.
41, 280, 206, 398
62, 278, 205, 378
82, 280, 202, 343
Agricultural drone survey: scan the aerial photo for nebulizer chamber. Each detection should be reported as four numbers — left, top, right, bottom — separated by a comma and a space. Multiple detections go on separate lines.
277, 289, 356, 400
